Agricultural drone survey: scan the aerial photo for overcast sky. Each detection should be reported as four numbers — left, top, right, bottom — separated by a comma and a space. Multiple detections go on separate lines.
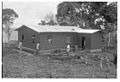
3, 1, 61, 27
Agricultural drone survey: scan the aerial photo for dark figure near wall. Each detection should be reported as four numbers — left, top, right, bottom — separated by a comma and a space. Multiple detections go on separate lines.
82, 36, 85, 50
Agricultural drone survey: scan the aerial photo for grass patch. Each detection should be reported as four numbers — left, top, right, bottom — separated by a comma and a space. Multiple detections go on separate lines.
2, 42, 117, 78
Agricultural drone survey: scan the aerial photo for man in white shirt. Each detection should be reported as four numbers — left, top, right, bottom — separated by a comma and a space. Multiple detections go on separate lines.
36, 42, 40, 55
18, 41, 22, 55
66, 43, 70, 55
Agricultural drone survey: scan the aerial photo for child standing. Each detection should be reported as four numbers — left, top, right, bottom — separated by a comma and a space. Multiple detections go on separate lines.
36, 42, 40, 55
66, 43, 70, 55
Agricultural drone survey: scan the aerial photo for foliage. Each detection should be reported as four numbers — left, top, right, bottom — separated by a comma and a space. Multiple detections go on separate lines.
45, 12, 55, 24
2, 8, 18, 43
38, 12, 57, 26
3, 8, 18, 26
39, 20, 46, 25
56, 2, 117, 31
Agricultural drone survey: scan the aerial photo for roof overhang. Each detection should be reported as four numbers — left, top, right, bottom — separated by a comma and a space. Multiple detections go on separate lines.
15, 25, 100, 34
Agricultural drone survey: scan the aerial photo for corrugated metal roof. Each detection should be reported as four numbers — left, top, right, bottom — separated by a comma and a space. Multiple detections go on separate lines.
16, 24, 99, 33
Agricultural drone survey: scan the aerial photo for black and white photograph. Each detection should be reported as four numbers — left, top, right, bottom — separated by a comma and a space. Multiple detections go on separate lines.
2, 1, 117, 78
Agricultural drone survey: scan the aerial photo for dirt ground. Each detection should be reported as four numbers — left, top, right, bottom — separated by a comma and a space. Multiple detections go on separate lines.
2, 43, 117, 78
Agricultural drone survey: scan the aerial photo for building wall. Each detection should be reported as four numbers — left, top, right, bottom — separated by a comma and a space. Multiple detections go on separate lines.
18, 26, 39, 49
39, 32, 77, 50
91, 32, 102, 49
77, 33, 91, 49
17, 26, 101, 50
17, 26, 77, 50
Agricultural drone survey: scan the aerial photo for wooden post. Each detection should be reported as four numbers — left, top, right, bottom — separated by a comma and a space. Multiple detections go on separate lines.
85, 55, 88, 64
100, 59, 103, 69
108, 33, 111, 46
19, 42, 22, 55
100, 58, 104, 69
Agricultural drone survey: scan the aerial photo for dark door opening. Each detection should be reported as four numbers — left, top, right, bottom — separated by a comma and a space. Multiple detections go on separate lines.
82, 36, 85, 50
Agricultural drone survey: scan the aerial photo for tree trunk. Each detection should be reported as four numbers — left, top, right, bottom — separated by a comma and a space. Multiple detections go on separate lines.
4, 23, 11, 43
108, 33, 111, 46
5, 32, 10, 43
7, 32, 11, 43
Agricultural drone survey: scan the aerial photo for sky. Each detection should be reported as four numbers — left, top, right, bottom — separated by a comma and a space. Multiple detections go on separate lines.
3, 1, 61, 28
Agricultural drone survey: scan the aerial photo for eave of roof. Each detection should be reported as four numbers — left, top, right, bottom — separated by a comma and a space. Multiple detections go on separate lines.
15, 24, 100, 34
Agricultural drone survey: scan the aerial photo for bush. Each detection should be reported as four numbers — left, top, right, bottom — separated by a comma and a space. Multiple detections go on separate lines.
52, 49, 61, 53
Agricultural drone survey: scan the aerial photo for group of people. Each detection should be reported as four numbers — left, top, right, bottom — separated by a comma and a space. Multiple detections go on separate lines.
18, 41, 40, 55
18, 41, 71, 55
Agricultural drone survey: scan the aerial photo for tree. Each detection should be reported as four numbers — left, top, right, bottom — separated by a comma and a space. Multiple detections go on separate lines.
56, 2, 80, 26
56, 2, 107, 28
100, 2, 117, 46
45, 12, 57, 25
2, 8, 18, 43
40, 20, 46, 25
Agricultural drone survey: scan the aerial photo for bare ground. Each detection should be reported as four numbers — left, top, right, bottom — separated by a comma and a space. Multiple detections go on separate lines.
2, 43, 117, 78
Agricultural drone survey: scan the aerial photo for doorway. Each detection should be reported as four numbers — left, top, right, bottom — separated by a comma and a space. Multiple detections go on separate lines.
82, 36, 86, 50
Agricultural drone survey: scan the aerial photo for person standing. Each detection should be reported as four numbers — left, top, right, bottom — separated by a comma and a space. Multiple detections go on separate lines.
18, 41, 22, 55
66, 43, 70, 55
36, 42, 40, 55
